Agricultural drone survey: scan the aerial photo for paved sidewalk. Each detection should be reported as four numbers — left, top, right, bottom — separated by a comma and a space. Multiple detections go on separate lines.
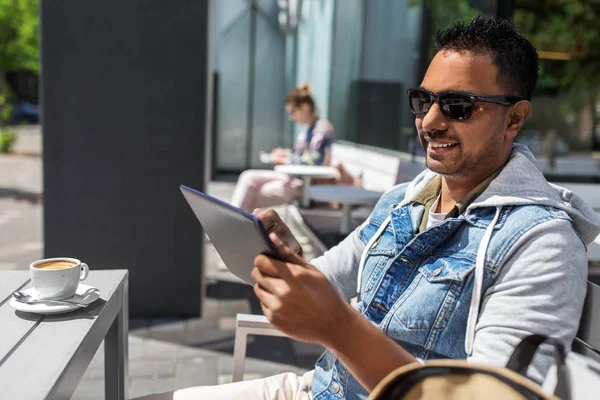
0, 126, 323, 399
0, 125, 43, 270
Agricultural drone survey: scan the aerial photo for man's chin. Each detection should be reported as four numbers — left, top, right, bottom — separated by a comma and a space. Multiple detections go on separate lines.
425, 159, 458, 176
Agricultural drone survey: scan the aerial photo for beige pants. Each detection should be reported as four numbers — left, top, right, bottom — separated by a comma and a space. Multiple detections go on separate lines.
230, 170, 303, 212
134, 370, 314, 400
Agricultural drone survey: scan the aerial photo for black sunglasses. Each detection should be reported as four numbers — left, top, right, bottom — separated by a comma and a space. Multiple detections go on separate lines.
407, 88, 524, 121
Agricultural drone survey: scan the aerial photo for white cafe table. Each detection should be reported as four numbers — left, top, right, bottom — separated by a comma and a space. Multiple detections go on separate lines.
274, 164, 339, 207
308, 185, 382, 234
0, 270, 129, 399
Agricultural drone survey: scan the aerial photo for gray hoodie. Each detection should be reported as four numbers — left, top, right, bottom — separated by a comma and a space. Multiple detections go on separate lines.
312, 143, 600, 382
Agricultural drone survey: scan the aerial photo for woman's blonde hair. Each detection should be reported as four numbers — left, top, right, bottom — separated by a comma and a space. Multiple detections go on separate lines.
285, 83, 316, 112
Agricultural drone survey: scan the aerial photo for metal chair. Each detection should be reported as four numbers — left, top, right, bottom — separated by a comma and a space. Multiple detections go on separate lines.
232, 313, 287, 382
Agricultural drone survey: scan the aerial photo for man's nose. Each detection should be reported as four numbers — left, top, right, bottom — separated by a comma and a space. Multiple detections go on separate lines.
421, 102, 449, 133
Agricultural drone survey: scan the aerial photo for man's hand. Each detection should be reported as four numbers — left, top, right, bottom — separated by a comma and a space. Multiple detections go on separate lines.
251, 233, 356, 347
253, 209, 303, 256
253, 233, 417, 391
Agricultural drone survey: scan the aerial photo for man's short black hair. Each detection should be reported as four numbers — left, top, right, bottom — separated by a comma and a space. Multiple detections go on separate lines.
434, 15, 538, 101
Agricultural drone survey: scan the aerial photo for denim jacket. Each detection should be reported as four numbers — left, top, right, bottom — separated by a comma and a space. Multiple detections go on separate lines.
310, 144, 600, 400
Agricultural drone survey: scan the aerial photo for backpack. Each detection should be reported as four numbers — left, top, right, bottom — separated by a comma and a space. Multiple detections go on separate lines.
368, 334, 600, 400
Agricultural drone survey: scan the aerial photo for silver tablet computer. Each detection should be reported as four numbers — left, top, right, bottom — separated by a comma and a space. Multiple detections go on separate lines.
180, 185, 280, 285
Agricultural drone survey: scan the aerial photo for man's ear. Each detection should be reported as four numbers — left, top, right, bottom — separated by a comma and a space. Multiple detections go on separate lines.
506, 101, 531, 139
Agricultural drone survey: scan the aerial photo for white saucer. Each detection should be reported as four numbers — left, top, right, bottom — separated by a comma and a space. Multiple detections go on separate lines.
10, 284, 101, 315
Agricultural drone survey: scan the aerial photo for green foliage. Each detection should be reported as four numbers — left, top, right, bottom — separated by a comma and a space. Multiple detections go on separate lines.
513, 1, 600, 150
0, 127, 16, 153
409, 0, 486, 59
0, 0, 38, 143
513, 0, 600, 92
426, 0, 480, 29
0, 86, 13, 121
0, 0, 39, 73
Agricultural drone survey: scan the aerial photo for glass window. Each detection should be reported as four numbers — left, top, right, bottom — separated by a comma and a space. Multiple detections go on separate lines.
327, 0, 600, 181
211, 0, 600, 183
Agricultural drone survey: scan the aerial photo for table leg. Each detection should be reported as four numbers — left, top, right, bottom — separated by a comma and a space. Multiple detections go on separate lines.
340, 203, 351, 234
301, 176, 311, 208
105, 279, 129, 400
232, 329, 248, 382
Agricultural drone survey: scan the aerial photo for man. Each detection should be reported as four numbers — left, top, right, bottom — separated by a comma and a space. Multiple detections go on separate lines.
140, 15, 600, 400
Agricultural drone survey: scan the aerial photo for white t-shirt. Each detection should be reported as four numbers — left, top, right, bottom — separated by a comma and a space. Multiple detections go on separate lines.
426, 195, 447, 229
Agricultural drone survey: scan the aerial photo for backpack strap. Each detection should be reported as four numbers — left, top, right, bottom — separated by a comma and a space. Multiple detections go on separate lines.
505, 334, 571, 400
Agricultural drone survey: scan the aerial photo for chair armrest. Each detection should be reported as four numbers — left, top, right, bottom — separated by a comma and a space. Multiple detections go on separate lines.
232, 314, 289, 382
236, 313, 288, 336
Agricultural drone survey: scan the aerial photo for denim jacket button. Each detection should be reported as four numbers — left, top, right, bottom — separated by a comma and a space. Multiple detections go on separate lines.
331, 382, 340, 393
432, 267, 442, 276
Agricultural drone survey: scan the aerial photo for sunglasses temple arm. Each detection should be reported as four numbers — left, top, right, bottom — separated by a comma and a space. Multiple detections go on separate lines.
476, 96, 519, 106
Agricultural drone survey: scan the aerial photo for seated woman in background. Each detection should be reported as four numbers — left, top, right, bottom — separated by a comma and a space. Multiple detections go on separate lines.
231, 84, 335, 211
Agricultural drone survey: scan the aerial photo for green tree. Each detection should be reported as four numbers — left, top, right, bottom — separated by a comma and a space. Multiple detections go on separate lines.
0, 0, 39, 152
514, 0, 600, 151
0, 0, 39, 73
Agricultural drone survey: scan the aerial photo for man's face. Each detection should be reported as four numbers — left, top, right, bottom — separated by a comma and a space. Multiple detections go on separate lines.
417, 50, 514, 179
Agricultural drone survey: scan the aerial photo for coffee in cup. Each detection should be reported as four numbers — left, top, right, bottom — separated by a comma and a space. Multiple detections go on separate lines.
30, 257, 89, 300
34, 259, 79, 270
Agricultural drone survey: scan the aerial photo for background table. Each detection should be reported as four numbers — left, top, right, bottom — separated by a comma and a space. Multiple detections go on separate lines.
274, 164, 339, 207
0, 270, 129, 399
308, 185, 382, 233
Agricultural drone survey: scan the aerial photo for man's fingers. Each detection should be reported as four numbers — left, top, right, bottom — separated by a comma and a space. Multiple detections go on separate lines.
254, 254, 292, 279
250, 267, 283, 294
253, 210, 299, 255
259, 301, 273, 323
269, 233, 306, 266
253, 208, 279, 231
254, 283, 281, 311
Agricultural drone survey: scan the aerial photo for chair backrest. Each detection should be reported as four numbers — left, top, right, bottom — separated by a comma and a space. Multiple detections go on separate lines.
574, 281, 600, 362
331, 142, 401, 192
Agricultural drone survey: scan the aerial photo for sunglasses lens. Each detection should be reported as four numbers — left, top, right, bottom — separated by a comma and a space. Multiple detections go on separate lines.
440, 94, 473, 120
409, 90, 432, 115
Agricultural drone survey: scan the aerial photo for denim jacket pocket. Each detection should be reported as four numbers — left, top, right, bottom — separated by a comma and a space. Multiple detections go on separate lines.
386, 256, 474, 351
366, 226, 396, 256
360, 230, 397, 295
419, 256, 475, 283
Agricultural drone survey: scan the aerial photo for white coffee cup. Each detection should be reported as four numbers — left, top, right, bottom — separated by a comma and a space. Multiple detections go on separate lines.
30, 257, 89, 300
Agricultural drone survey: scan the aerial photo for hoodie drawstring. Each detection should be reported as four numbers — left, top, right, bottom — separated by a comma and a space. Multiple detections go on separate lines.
354, 216, 392, 304
465, 206, 502, 356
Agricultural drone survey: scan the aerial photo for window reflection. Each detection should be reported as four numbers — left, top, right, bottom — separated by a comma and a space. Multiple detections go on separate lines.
211, 0, 600, 182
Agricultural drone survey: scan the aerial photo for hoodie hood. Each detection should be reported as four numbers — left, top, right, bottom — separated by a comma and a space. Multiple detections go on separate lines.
403, 143, 600, 245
